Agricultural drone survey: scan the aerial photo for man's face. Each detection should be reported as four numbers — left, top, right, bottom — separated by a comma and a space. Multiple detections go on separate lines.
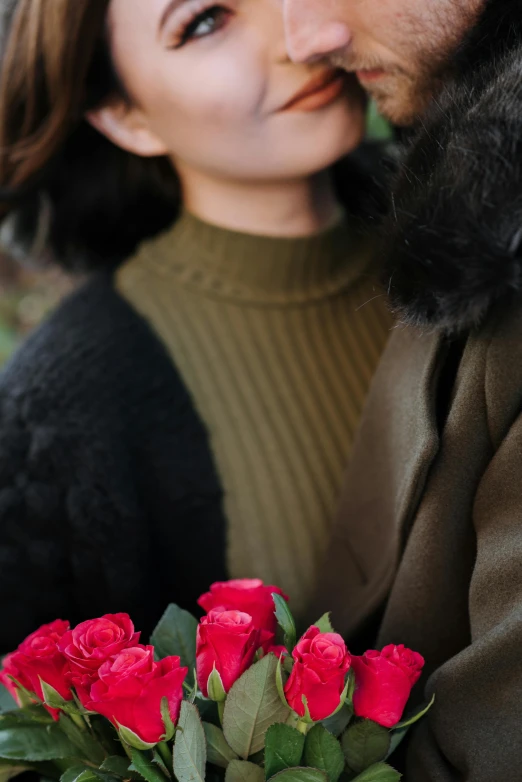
283, 0, 485, 125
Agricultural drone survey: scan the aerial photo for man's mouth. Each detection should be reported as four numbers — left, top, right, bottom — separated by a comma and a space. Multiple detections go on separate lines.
355, 69, 387, 83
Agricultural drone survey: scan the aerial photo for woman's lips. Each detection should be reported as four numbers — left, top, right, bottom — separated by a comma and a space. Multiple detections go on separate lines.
280, 70, 346, 112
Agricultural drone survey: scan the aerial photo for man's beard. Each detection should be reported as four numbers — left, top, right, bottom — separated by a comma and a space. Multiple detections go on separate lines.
327, 51, 450, 126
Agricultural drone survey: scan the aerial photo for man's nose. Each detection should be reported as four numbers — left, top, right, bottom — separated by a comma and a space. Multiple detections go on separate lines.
282, 0, 351, 62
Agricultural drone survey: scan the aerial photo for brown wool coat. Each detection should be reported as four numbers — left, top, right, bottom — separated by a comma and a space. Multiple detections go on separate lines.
312, 305, 522, 781
312, 2, 522, 777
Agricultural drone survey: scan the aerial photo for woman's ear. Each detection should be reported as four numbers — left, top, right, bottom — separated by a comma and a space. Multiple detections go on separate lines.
86, 99, 168, 157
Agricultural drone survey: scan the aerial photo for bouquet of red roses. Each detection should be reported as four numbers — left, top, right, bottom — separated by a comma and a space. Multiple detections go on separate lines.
0, 579, 433, 782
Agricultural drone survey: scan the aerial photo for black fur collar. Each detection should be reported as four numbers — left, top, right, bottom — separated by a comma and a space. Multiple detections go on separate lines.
383, 0, 522, 332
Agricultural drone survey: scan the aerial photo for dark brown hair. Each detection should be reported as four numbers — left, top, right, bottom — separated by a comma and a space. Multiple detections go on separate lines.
0, 0, 180, 269
0, 1, 388, 270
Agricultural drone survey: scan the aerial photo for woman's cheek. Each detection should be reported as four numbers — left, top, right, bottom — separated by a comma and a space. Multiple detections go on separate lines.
189, 51, 266, 128
159, 70, 265, 171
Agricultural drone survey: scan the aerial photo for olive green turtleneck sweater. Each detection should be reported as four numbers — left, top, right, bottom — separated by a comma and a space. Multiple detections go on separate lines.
117, 211, 393, 618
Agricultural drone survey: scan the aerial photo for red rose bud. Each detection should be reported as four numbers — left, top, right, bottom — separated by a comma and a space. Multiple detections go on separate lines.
0, 620, 72, 719
284, 626, 351, 722
352, 644, 425, 728
196, 608, 261, 697
198, 579, 288, 635
86, 645, 187, 746
59, 613, 140, 704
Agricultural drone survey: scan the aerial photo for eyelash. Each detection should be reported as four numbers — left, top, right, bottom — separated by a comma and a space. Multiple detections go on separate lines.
170, 2, 232, 49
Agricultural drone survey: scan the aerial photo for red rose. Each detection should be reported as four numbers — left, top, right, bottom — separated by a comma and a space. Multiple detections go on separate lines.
284, 626, 351, 722
59, 614, 140, 704
86, 645, 187, 745
352, 644, 425, 728
196, 609, 262, 697
0, 620, 72, 719
198, 579, 288, 635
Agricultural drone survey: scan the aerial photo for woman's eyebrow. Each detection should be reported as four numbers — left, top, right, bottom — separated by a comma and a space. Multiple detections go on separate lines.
159, 0, 187, 32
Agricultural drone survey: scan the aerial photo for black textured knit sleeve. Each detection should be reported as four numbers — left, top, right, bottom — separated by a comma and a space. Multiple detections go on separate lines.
0, 275, 227, 650
0, 392, 74, 650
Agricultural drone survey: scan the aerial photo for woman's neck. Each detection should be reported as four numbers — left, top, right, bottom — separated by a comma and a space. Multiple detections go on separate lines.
177, 167, 342, 238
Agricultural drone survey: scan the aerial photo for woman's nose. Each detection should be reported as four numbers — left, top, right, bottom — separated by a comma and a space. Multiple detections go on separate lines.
282, 0, 352, 63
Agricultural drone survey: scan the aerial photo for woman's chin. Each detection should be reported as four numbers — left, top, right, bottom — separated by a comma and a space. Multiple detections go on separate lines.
273, 116, 367, 179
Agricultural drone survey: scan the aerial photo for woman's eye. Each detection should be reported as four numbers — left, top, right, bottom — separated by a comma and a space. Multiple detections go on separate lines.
178, 6, 230, 47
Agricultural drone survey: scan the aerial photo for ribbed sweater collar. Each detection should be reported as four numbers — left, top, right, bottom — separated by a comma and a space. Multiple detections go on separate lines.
135, 210, 371, 305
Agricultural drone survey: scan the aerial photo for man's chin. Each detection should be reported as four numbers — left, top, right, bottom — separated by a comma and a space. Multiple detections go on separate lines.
363, 77, 435, 127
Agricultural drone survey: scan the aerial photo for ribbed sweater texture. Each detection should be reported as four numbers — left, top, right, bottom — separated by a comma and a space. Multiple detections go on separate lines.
117, 211, 392, 617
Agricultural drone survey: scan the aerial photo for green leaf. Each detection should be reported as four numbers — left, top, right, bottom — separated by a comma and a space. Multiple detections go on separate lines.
100, 756, 142, 780
268, 767, 328, 782
0, 723, 80, 761
350, 762, 401, 782
173, 701, 206, 782
131, 749, 169, 782
61, 764, 95, 782
223, 655, 290, 759
393, 695, 435, 731
0, 706, 53, 728
73, 772, 100, 782
321, 706, 352, 738
264, 724, 305, 779
304, 726, 344, 782
342, 721, 390, 774
313, 615, 334, 635
59, 764, 122, 782
272, 596, 296, 655
60, 763, 122, 782
225, 761, 264, 782
151, 605, 198, 686
60, 764, 122, 782
203, 723, 238, 769
153, 746, 172, 778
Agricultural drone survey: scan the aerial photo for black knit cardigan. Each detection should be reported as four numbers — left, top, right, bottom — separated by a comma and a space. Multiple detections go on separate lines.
0, 275, 228, 650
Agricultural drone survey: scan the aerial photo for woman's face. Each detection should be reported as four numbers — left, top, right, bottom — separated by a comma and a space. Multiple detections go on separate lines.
104, 0, 366, 184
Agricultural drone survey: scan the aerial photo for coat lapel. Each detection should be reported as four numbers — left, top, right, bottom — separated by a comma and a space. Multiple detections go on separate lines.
309, 326, 445, 639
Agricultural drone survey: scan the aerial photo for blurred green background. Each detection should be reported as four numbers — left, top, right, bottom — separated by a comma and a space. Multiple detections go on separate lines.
0, 259, 74, 366
0, 106, 391, 368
